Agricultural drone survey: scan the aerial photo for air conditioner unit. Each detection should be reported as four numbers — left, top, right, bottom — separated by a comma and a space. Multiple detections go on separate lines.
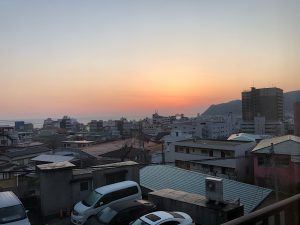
205, 177, 223, 202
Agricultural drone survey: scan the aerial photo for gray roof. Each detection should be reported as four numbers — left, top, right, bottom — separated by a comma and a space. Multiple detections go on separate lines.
140, 165, 272, 214
252, 135, 300, 153
4, 146, 51, 158
31, 154, 74, 163
37, 161, 75, 171
175, 140, 255, 151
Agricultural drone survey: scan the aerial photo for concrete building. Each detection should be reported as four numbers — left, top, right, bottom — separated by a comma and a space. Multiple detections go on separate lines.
251, 135, 300, 193
0, 125, 16, 147
165, 139, 256, 182
148, 189, 243, 225
88, 120, 103, 133
294, 101, 300, 136
152, 112, 172, 126
37, 161, 140, 217
171, 120, 203, 137
2, 145, 52, 166
61, 140, 95, 148
242, 87, 283, 122
241, 87, 284, 136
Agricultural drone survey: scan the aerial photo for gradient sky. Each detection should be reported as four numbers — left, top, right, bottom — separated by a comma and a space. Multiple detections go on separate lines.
0, 0, 299, 120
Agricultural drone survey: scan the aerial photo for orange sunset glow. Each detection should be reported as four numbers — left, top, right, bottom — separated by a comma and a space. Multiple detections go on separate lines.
0, 0, 299, 120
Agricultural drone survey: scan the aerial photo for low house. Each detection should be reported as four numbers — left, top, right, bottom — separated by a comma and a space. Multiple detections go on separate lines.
37, 161, 140, 217
251, 135, 300, 193
3, 145, 52, 166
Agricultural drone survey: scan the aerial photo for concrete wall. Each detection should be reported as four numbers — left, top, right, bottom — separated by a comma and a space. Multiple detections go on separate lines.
148, 190, 243, 225
71, 179, 93, 205
39, 169, 73, 218
92, 166, 139, 189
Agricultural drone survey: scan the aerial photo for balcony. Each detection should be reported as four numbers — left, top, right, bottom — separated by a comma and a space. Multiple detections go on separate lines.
222, 193, 300, 225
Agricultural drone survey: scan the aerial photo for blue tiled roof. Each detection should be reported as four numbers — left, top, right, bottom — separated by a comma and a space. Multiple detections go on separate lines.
140, 165, 272, 214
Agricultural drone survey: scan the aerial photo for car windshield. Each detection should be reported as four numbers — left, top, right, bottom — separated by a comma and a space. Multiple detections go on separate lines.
0, 204, 26, 224
131, 219, 151, 225
97, 206, 118, 224
82, 191, 102, 207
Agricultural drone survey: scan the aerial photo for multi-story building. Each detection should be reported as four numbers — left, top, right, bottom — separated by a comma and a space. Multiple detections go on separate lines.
241, 87, 284, 135
88, 120, 103, 133
171, 120, 203, 137
252, 135, 300, 193
165, 139, 256, 182
0, 125, 17, 147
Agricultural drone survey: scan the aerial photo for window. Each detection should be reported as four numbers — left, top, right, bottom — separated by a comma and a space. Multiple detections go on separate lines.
80, 181, 88, 191
221, 167, 226, 174
209, 150, 213, 157
160, 221, 180, 225
201, 149, 208, 154
275, 157, 289, 167
258, 156, 271, 167
221, 151, 225, 158
105, 171, 126, 184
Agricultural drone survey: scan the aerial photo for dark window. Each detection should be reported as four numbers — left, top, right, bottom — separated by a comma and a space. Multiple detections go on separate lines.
258, 156, 271, 167
186, 147, 190, 154
102, 186, 139, 205
221, 167, 226, 174
105, 171, 126, 185
275, 157, 289, 167
160, 221, 180, 225
80, 181, 88, 191
209, 150, 213, 157
221, 151, 225, 158
201, 149, 208, 154
101, 193, 115, 205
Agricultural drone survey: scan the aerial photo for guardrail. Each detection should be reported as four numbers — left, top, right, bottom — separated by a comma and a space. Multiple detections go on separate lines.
222, 193, 300, 225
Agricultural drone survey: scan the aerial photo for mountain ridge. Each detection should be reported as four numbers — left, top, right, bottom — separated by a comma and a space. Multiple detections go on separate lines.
201, 90, 300, 116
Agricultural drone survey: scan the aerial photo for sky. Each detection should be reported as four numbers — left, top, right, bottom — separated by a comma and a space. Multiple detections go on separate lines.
0, 0, 299, 120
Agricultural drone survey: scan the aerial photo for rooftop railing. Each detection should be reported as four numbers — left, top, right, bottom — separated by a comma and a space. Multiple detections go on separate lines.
222, 193, 300, 225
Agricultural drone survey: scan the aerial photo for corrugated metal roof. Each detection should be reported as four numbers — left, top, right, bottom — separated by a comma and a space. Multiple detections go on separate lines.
193, 158, 236, 169
31, 154, 74, 163
140, 165, 272, 214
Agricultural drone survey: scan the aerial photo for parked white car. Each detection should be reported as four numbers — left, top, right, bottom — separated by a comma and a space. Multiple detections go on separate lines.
130, 211, 195, 225
71, 181, 142, 225
0, 191, 30, 225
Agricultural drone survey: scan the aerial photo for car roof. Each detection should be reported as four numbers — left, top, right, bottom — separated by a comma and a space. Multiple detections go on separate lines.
95, 181, 138, 194
0, 191, 22, 208
141, 211, 189, 224
108, 200, 155, 212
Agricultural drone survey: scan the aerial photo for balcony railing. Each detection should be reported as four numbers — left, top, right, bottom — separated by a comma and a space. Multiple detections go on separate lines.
222, 193, 300, 225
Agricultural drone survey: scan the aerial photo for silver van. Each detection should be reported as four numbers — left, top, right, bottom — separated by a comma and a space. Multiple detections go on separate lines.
71, 181, 142, 225
0, 191, 30, 225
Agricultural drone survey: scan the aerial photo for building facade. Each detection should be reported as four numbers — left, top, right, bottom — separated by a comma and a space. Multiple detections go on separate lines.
241, 87, 284, 135
165, 139, 256, 182
252, 135, 300, 193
